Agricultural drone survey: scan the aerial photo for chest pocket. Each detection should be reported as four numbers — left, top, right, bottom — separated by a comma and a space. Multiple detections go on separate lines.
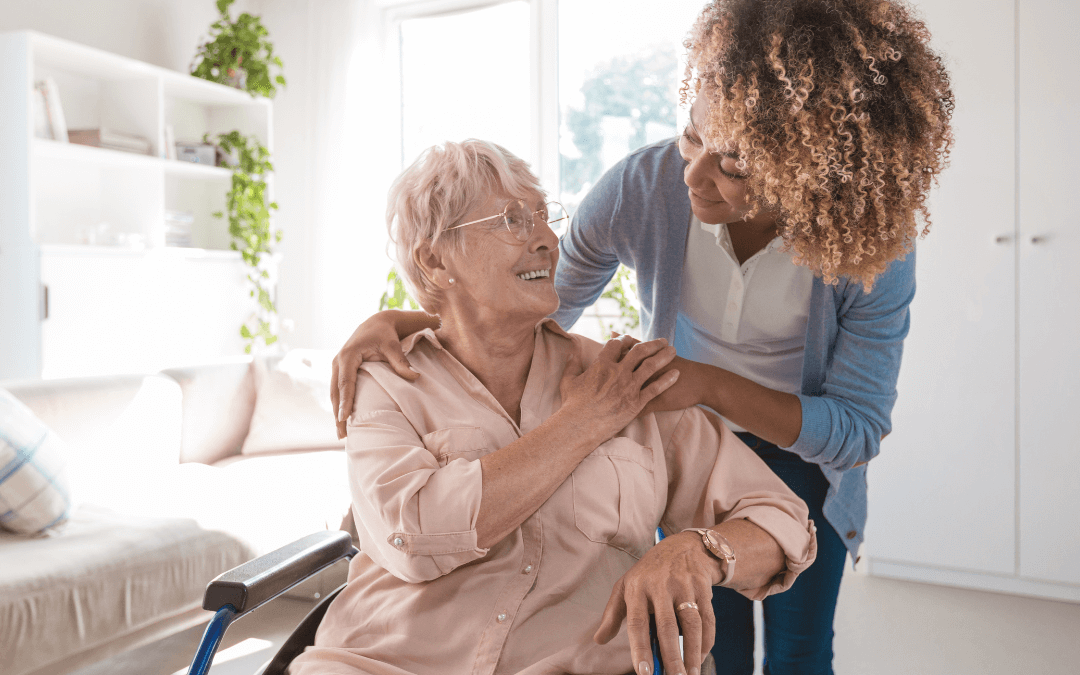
571, 436, 657, 559
420, 426, 493, 467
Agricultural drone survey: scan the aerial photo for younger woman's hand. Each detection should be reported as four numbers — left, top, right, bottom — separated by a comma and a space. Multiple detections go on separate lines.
331, 311, 421, 439
607, 334, 707, 417
558, 335, 680, 443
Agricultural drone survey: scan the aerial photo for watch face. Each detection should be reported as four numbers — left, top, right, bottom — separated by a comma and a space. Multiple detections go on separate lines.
705, 530, 734, 558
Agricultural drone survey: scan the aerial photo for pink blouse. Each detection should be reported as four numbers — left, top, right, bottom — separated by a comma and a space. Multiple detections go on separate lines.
290, 320, 816, 675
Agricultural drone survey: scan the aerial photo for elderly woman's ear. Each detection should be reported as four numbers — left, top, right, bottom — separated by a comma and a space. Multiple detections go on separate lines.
415, 240, 454, 291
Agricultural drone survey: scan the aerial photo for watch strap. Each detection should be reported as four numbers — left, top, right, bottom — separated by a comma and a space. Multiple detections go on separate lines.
684, 527, 736, 586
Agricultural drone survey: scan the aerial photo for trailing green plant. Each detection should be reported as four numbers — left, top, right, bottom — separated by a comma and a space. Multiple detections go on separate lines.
208, 130, 280, 353
379, 267, 419, 311
598, 265, 640, 336
191, 0, 286, 98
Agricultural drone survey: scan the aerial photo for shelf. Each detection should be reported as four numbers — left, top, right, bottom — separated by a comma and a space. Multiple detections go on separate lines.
39, 244, 241, 260
35, 137, 160, 170
164, 159, 233, 180
34, 138, 233, 179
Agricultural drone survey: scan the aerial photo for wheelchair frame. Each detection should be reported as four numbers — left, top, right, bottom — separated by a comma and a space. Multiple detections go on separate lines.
187, 529, 668, 675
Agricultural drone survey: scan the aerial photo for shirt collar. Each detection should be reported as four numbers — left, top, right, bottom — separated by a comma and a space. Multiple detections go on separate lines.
400, 317, 571, 355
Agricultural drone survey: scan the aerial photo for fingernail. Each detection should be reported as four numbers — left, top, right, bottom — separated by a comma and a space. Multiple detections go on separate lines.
690, 668, 700, 675
337, 403, 345, 421
408, 366, 419, 374
637, 661, 652, 675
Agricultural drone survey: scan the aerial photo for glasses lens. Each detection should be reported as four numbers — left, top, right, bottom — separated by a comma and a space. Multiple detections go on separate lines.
502, 200, 532, 241
542, 202, 568, 236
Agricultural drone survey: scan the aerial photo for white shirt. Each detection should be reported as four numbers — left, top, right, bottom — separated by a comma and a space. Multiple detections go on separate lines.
673, 215, 814, 431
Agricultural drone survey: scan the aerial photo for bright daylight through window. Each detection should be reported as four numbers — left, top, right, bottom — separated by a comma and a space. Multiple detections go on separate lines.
396, 0, 707, 338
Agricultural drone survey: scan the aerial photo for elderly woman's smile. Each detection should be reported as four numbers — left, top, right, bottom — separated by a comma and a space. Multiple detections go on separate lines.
439, 191, 561, 324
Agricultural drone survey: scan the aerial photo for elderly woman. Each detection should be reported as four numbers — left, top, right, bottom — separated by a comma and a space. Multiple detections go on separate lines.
289, 140, 815, 675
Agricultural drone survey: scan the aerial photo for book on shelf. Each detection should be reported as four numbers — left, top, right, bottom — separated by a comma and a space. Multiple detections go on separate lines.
163, 124, 177, 161
68, 128, 152, 155
34, 78, 68, 141
32, 86, 49, 139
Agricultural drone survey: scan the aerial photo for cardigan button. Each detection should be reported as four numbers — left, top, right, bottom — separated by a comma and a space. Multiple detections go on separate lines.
846, 530, 857, 540
393, 537, 404, 547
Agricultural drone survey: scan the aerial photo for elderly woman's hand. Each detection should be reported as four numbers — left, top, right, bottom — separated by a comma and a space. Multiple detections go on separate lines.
593, 530, 720, 675
558, 336, 680, 443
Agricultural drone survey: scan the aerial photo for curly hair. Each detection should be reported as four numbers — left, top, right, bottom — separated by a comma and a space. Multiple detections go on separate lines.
683, 0, 954, 290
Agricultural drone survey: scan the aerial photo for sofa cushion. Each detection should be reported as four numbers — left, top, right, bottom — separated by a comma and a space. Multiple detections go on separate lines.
0, 389, 71, 535
161, 358, 256, 465
0, 505, 255, 675
241, 350, 344, 455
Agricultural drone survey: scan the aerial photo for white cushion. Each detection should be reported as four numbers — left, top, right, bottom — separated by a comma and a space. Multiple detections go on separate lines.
0, 388, 71, 535
241, 349, 344, 455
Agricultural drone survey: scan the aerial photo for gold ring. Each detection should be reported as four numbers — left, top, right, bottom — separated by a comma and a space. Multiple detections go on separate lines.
676, 601, 699, 612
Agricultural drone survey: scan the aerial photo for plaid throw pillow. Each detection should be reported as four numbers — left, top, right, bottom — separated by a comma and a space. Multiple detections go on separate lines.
0, 388, 72, 535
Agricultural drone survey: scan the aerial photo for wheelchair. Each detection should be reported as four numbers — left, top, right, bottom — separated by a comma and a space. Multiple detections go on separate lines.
186, 530, 669, 675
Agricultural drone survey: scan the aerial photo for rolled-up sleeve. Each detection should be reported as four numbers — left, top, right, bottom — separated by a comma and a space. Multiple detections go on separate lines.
347, 375, 488, 584
659, 408, 817, 601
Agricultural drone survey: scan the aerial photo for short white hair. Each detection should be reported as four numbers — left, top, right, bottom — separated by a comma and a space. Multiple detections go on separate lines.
386, 140, 544, 312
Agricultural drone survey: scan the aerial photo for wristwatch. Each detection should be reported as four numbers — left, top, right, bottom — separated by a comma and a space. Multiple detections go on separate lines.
685, 528, 736, 585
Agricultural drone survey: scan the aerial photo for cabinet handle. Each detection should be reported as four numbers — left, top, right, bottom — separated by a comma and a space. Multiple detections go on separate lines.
1030, 235, 1047, 244
42, 284, 49, 320
994, 235, 1013, 244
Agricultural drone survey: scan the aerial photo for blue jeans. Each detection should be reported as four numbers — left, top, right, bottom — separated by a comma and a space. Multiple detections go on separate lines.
709, 432, 847, 675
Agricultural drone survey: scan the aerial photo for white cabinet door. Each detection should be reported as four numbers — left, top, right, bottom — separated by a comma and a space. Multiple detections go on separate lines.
40, 249, 249, 378
1017, 0, 1080, 586
865, 0, 1017, 573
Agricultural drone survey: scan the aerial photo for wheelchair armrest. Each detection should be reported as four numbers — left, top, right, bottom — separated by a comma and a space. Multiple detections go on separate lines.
202, 530, 358, 616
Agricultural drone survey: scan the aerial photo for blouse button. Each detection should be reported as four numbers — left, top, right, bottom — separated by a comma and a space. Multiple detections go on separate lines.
846, 530, 857, 540
497, 613, 508, 623
393, 537, 404, 547
523, 565, 533, 574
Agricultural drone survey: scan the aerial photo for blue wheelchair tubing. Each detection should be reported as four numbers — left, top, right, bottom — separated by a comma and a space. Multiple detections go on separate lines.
652, 526, 666, 675
188, 604, 239, 675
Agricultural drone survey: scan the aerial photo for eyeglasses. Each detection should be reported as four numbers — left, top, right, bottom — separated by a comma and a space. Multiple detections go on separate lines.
445, 199, 569, 242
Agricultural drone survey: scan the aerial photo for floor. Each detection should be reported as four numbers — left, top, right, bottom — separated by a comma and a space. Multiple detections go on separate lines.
69, 567, 1080, 675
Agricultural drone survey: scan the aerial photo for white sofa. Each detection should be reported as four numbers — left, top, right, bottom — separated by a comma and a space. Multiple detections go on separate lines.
0, 354, 353, 675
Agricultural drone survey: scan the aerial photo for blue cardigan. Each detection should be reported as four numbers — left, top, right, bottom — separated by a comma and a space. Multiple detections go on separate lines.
551, 139, 915, 562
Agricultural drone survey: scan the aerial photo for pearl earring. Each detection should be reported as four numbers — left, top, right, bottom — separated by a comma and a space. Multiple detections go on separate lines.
448, 278, 455, 285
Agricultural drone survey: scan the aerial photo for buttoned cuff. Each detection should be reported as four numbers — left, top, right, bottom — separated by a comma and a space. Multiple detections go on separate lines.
734, 517, 818, 601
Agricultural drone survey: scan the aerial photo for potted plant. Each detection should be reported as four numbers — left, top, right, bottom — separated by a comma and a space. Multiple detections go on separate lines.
190, 0, 286, 98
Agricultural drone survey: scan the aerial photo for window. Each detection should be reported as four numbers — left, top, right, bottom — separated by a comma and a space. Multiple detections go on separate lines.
380, 0, 707, 338
399, 2, 532, 165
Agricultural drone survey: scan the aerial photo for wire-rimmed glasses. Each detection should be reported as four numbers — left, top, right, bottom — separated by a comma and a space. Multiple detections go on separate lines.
445, 199, 569, 242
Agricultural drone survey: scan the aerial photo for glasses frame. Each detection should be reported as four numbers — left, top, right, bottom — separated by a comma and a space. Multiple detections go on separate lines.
444, 199, 569, 242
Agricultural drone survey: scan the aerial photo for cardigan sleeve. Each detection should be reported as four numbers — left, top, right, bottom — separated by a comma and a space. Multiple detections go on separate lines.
785, 250, 916, 472
549, 164, 623, 330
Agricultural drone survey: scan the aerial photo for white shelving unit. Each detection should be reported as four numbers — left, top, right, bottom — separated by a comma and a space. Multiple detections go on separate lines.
0, 31, 272, 379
